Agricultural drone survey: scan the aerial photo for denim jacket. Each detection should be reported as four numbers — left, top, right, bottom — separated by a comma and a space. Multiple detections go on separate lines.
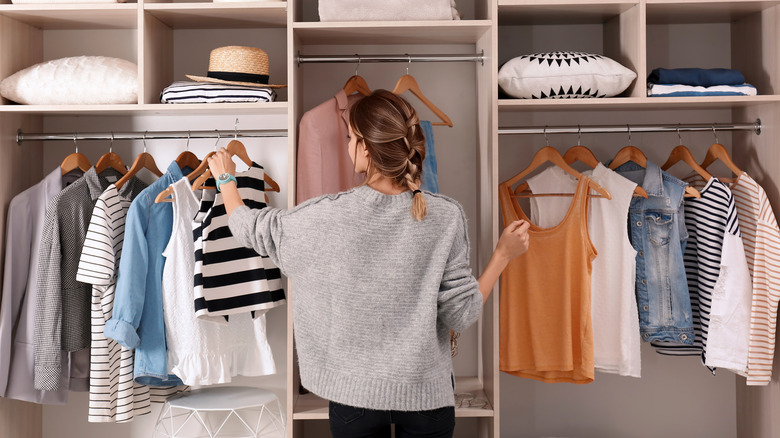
613, 160, 694, 344
104, 162, 186, 386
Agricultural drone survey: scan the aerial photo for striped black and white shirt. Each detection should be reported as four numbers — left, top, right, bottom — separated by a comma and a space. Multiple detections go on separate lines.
76, 182, 153, 423
193, 163, 286, 322
160, 81, 276, 104
653, 176, 741, 363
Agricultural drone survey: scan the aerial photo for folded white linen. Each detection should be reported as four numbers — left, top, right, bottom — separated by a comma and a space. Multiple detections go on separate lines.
647, 83, 758, 97
319, 0, 460, 21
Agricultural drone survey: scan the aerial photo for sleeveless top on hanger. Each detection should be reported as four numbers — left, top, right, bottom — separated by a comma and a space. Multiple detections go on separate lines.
499, 175, 596, 384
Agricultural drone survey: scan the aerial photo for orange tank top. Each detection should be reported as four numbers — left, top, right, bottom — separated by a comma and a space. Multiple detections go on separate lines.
498, 176, 596, 384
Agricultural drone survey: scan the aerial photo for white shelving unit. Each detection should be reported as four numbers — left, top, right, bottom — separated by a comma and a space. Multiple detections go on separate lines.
0, 0, 779, 437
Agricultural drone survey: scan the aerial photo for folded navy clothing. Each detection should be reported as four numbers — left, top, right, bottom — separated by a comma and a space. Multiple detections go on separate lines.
648, 68, 746, 87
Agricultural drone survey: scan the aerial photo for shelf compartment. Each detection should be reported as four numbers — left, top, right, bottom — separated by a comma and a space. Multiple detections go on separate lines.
498, 0, 638, 25
293, 377, 494, 420
0, 102, 289, 116
293, 20, 492, 45
0, 4, 137, 29
498, 95, 780, 111
498, 2, 643, 97
646, 0, 780, 24
144, 2, 287, 29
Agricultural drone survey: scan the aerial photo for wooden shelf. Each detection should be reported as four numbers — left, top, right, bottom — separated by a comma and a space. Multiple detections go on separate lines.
144, 2, 287, 29
0, 102, 288, 115
293, 377, 494, 420
498, 0, 638, 25
646, 0, 780, 24
293, 20, 492, 45
0, 4, 137, 29
498, 95, 780, 111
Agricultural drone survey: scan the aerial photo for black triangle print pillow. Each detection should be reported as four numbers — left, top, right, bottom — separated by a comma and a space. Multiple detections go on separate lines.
497, 52, 636, 99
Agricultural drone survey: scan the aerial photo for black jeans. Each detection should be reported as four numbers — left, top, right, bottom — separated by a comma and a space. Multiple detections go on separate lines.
329, 401, 456, 438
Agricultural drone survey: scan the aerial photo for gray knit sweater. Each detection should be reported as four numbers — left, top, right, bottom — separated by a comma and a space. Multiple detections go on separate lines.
229, 185, 482, 411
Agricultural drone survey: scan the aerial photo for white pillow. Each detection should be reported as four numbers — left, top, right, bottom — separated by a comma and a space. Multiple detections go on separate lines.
498, 52, 636, 99
0, 56, 137, 105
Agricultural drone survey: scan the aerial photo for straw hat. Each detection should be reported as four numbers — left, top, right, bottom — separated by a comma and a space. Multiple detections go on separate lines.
187, 46, 286, 88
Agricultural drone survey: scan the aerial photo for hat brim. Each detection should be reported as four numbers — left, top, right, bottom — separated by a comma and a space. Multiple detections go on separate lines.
186, 74, 287, 89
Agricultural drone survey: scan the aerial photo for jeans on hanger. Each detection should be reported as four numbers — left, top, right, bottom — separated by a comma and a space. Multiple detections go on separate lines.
329, 401, 455, 438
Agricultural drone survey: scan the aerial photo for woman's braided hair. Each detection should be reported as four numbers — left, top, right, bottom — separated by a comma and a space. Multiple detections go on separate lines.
349, 89, 428, 221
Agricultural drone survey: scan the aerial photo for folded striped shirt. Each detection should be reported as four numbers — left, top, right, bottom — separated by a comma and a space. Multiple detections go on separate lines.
160, 81, 276, 104
648, 83, 757, 97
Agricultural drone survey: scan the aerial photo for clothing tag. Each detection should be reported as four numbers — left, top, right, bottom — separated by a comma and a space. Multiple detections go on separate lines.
106, 175, 118, 183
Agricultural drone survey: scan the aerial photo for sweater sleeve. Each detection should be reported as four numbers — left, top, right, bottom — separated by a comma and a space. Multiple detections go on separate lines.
229, 204, 286, 273
437, 209, 482, 333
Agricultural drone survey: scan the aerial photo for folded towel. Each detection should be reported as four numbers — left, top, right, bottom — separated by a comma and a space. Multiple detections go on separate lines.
647, 83, 757, 97
160, 81, 276, 104
648, 68, 746, 87
318, 0, 460, 21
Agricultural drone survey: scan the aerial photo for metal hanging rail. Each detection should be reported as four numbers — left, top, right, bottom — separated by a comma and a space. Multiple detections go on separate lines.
16, 129, 288, 145
498, 120, 762, 136
297, 51, 485, 66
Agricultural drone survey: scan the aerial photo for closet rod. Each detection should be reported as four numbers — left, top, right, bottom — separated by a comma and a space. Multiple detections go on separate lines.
16, 129, 288, 145
498, 119, 762, 136
297, 51, 485, 66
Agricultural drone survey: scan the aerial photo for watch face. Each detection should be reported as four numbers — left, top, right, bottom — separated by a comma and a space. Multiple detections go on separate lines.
219, 173, 230, 182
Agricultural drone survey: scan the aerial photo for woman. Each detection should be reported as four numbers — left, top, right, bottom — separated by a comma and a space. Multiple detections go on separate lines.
208, 89, 529, 438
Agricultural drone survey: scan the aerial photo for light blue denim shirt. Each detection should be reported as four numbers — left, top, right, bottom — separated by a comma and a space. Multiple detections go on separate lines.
613, 160, 694, 345
420, 121, 439, 193
104, 161, 185, 386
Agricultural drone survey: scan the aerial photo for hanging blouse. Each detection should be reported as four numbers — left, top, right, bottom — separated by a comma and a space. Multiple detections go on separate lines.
528, 164, 641, 377
76, 182, 153, 423
728, 172, 780, 385
192, 162, 286, 322
499, 176, 596, 384
652, 176, 751, 375
162, 177, 275, 386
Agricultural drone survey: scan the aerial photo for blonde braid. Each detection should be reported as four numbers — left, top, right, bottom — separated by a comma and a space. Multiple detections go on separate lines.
402, 115, 427, 221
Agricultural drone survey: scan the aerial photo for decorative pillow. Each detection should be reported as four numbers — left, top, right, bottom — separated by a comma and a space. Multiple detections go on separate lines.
498, 52, 636, 99
0, 56, 137, 105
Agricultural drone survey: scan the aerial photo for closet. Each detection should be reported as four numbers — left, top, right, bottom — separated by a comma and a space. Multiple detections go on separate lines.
0, 0, 779, 437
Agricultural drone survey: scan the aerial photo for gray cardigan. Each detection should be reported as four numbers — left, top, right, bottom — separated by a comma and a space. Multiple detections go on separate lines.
229, 185, 482, 411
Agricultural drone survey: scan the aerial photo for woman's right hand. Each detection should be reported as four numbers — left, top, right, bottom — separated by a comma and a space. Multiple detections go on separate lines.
207, 147, 237, 177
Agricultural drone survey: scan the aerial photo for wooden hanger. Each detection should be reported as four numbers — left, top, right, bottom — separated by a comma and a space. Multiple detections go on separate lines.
563, 145, 600, 168
608, 146, 647, 170
563, 145, 648, 198
95, 134, 127, 176
700, 142, 743, 178
343, 75, 371, 97
506, 146, 611, 200
192, 139, 281, 192
115, 135, 163, 189
60, 136, 91, 176
661, 145, 712, 180
393, 74, 453, 127
610, 145, 700, 198
176, 132, 201, 172
343, 56, 372, 97
95, 151, 128, 176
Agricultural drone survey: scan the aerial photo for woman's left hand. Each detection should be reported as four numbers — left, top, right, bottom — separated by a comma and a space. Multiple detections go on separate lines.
496, 220, 531, 262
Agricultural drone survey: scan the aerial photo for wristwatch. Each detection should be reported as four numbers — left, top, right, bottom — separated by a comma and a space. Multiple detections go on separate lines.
216, 172, 237, 192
